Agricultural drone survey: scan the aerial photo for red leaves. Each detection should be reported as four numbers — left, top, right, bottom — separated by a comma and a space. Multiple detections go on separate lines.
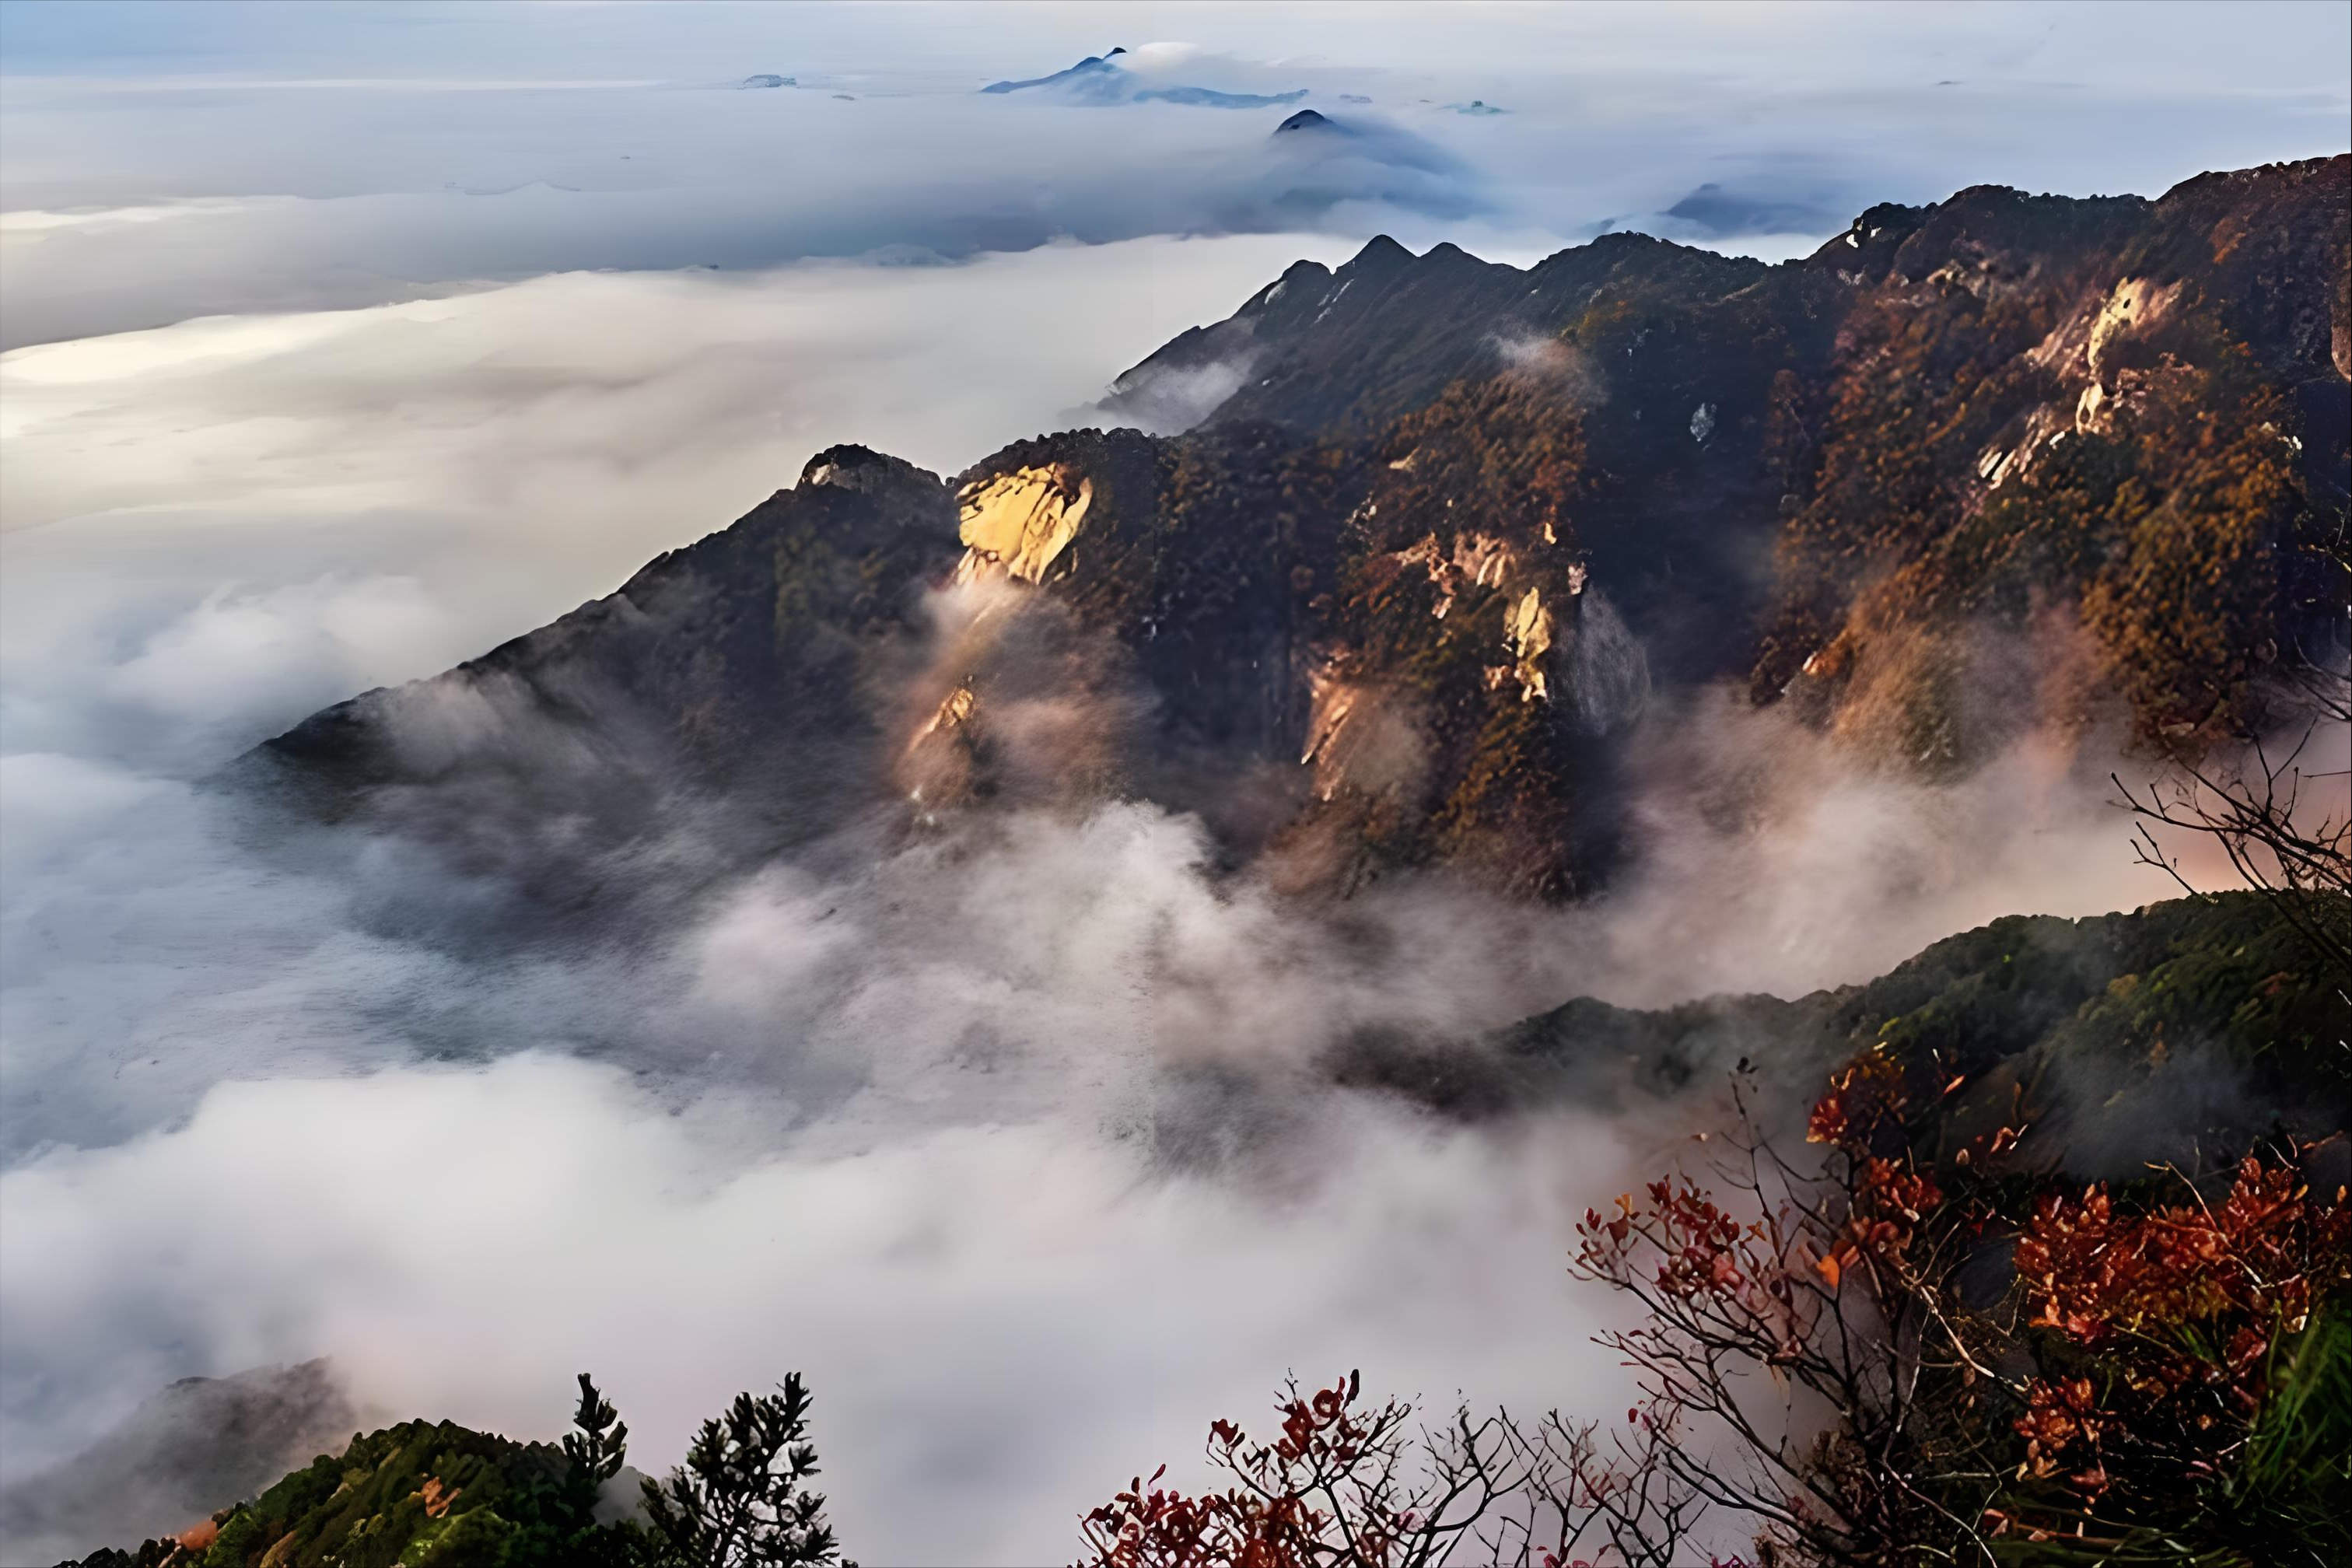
1091, 1043, 2351, 1568
1079, 1375, 1416, 1568
1807, 1048, 1909, 1152
2017, 1157, 2316, 1353
2009, 1154, 2349, 1516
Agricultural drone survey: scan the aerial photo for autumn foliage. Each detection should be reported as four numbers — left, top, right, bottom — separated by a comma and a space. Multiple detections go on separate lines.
1079, 1373, 1484, 1568
1086, 1043, 2352, 1566
1999, 1157, 2352, 1545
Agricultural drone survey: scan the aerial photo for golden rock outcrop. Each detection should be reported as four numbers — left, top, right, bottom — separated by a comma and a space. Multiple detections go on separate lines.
955, 465, 1094, 584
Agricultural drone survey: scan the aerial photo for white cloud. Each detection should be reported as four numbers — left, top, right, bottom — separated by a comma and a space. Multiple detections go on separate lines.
3, 5, 2341, 344
0, 234, 1350, 769
105, 577, 459, 731
0, 1052, 1642, 1565
0, 7, 2336, 1556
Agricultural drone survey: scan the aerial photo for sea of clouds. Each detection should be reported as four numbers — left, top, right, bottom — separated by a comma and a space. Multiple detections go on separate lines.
2, 3, 2343, 1560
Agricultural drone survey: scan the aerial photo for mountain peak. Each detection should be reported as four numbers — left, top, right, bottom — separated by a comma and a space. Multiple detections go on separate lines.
1276, 108, 1336, 134
797, 443, 940, 497
1342, 234, 1416, 275
980, 52, 1124, 94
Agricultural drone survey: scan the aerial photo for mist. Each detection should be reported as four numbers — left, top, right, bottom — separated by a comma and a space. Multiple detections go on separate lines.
2, 4, 2338, 1562
0, 558, 2243, 1563
0, 218, 2260, 1568
0, 233, 1352, 774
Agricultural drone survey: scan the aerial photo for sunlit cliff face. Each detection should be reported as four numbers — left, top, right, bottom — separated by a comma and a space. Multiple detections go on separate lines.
955, 464, 1098, 586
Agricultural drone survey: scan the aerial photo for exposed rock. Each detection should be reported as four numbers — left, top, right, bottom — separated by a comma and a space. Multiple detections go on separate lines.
1504, 586, 1554, 702
2085, 276, 2180, 383
956, 464, 1095, 583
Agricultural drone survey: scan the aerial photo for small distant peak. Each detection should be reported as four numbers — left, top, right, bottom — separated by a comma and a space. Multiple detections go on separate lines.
981, 51, 1123, 93
739, 74, 794, 89
799, 443, 934, 495
802, 445, 879, 484
1276, 108, 1333, 134
1343, 234, 1415, 274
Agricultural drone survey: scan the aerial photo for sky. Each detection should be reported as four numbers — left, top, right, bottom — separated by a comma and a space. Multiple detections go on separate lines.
0, 3, 2343, 1561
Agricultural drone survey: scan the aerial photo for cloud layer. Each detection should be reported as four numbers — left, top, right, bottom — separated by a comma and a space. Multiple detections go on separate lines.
0, 1052, 1647, 1564
5, 3, 2345, 342
2, 5, 2341, 1560
0, 234, 1347, 772
0, 224, 2262, 1568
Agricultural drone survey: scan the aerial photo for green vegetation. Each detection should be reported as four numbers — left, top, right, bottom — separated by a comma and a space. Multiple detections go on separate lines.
76, 1377, 846, 1568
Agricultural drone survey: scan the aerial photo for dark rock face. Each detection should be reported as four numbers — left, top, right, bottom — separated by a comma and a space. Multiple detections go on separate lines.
246, 158, 2350, 905
245, 445, 961, 924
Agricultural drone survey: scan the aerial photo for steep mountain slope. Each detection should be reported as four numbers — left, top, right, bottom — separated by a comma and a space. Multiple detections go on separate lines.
1110, 156, 2348, 754
1348, 891, 2350, 1174
245, 445, 960, 918
1101, 228, 1781, 437
245, 157, 2350, 903
68, 1417, 600, 1568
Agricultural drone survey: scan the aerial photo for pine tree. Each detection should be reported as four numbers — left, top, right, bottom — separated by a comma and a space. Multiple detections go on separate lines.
637, 1375, 849, 1567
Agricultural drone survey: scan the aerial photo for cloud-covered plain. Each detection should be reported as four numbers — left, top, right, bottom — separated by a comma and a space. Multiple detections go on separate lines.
0, 1052, 1645, 1565
0, 83, 1484, 347
0, 687, 2240, 1562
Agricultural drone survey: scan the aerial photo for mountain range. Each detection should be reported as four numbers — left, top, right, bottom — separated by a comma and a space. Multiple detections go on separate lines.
248, 155, 2349, 905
